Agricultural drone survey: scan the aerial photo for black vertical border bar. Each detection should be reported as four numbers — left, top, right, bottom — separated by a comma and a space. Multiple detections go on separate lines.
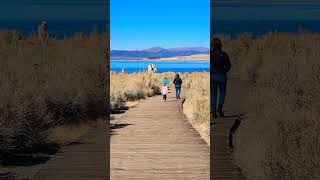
106, 0, 110, 179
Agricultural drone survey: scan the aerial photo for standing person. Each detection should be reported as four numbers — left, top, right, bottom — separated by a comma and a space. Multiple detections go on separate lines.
121, 68, 126, 74
173, 74, 182, 99
162, 84, 168, 102
211, 38, 231, 119
38, 20, 48, 46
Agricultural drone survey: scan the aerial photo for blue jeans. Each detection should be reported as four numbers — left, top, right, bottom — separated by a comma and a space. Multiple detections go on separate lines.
210, 74, 227, 112
175, 85, 181, 97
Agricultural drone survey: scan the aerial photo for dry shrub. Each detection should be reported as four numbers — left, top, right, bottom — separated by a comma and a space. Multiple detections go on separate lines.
0, 30, 108, 162
110, 73, 162, 110
220, 33, 320, 179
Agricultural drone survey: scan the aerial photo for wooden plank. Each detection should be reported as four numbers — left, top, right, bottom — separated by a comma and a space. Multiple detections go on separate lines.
33, 124, 108, 180
211, 80, 252, 180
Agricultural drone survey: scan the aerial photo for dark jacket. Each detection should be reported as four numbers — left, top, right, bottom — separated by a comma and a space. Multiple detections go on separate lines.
173, 77, 182, 87
210, 50, 231, 75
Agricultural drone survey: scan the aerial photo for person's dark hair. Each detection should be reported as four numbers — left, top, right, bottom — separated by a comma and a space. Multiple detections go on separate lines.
212, 38, 222, 51
176, 73, 179, 78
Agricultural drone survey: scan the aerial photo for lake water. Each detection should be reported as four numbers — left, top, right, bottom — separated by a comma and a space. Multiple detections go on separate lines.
212, 20, 320, 38
111, 60, 210, 73
2, 20, 320, 38
0, 20, 107, 38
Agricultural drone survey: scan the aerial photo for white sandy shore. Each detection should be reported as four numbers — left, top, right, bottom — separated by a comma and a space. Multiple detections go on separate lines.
154, 54, 209, 61
111, 54, 209, 62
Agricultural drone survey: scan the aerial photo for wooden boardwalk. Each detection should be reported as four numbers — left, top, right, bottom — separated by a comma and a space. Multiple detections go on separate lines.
211, 80, 251, 180
32, 80, 249, 180
111, 91, 210, 179
33, 124, 109, 180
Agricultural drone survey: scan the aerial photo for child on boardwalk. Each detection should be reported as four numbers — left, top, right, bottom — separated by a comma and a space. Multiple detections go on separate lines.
162, 84, 168, 102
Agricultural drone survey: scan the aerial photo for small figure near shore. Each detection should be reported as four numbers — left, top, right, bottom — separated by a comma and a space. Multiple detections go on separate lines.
148, 64, 157, 73
173, 74, 182, 99
211, 38, 231, 119
38, 20, 49, 46
121, 68, 126, 74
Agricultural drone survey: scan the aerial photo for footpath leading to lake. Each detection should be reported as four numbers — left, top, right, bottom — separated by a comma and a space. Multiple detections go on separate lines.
111, 90, 210, 179
31, 80, 249, 180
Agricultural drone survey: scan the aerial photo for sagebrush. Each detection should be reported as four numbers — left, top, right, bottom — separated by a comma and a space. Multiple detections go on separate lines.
0, 30, 108, 162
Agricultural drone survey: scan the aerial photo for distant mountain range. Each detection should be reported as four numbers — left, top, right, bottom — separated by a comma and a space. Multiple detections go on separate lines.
111, 47, 209, 60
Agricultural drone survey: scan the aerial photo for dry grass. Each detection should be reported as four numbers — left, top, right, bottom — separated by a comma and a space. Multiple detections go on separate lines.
110, 73, 162, 110
182, 73, 210, 144
216, 33, 320, 180
0, 30, 108, 162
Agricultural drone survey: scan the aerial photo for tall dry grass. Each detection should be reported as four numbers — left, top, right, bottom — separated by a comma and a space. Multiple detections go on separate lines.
216, 33, 320, 179
0, 30, 108, 162
110, 73, 161, 110
182, 73, 210, 144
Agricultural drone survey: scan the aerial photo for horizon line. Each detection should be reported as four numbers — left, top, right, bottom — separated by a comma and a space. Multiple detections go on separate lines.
111, 46, 210, 51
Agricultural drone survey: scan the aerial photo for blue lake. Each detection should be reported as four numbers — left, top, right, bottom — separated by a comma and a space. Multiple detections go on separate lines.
110, 60, 210, 73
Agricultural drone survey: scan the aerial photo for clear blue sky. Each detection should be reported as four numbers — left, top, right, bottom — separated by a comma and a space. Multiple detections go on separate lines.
111, 0, 209, 50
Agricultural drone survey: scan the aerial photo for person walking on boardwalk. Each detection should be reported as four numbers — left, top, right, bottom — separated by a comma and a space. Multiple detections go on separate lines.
161, 77, 169, 102
162, 83, 168, 102
173, 74, 182, 99
211, 38, 231, 118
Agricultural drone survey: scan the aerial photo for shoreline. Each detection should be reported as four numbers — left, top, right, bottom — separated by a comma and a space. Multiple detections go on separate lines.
111, 54, 210, 62
111, 59, 209, 62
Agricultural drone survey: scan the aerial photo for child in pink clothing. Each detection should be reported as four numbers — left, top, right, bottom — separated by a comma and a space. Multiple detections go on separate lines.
162, 85, 168, 102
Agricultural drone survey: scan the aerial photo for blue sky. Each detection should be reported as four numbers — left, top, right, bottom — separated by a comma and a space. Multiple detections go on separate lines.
111, 0, 210, 50
0, 0, 108, 20
212, 0, 320, 20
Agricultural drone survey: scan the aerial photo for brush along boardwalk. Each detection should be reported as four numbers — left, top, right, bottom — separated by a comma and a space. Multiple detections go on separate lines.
111, 90, 210, 179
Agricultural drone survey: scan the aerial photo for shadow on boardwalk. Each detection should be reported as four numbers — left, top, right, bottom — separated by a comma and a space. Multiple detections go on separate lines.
110, 106, 134, 136
211, 79, 253, 180
33, 122, 109, 180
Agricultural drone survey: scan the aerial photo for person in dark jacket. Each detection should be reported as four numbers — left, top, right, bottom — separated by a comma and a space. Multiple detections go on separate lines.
211, 38, 231, 118
173, 74, 182, 99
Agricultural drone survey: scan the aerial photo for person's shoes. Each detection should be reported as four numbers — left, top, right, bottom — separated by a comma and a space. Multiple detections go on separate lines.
179, 96, 181, 99
217, 105, 225, 118
210, 112, 218, 124
218, 111, 225, 117
176, 97, 178, 99
212, 112, 218, 118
